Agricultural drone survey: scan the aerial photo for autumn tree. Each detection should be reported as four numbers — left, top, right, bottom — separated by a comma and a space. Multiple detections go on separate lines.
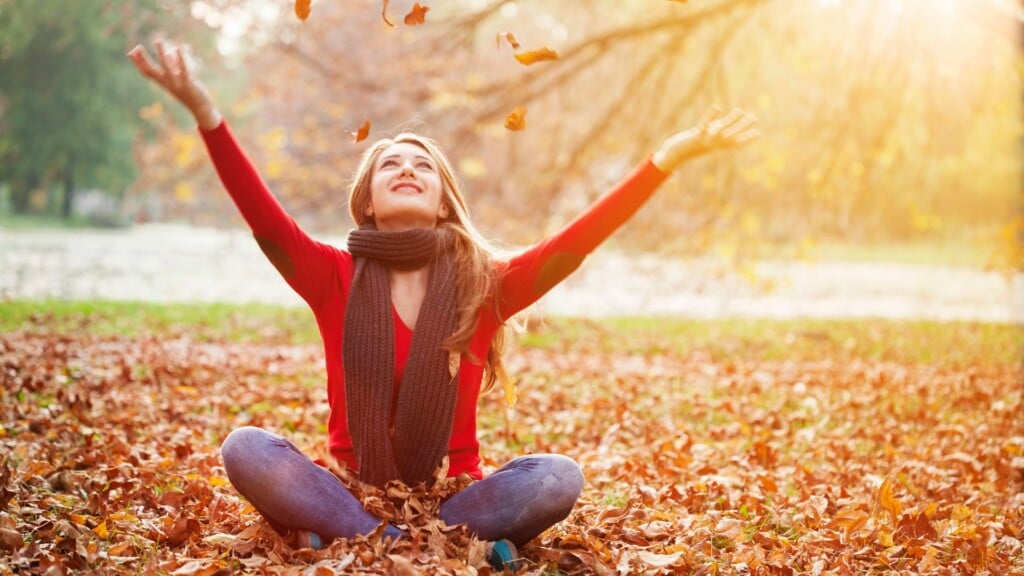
0, 0, 210, 219
133, 0, 1020, 267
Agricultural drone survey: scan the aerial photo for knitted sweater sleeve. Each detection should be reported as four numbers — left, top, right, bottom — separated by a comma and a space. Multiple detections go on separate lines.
496, 158, 669, 319
200, 120, 343, 308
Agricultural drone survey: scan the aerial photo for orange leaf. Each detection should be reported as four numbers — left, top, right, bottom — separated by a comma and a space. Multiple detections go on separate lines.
878, 473, 902, 522
497, 31, 520, 50
381, 0, 396, 27
514, 47, 559, 66
404, 3, 429, 26
93, 520, 109, 540
294, 0, 311, 21
504, 106, 527, 131
350, 120, 371, 143
107, 541, 133, 557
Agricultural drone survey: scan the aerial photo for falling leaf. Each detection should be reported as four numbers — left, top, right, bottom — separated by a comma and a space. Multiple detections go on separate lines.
497, 31, 520, 50
504, 106, 527, 131
294, 0, 311, 21
351, 120, 371, 143
381, 0, 396, 27
514, 47, 559, 66
878, 472, 902, 522
404, 3, 429, 26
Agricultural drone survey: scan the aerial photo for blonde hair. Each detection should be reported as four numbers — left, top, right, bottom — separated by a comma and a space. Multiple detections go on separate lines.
347, 132, 508, 391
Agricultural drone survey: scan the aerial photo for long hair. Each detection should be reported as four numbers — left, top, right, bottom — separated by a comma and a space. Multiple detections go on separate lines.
347, 132, 508, 391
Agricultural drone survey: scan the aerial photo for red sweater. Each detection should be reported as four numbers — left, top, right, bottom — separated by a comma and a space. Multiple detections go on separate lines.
201, 121, 668, 479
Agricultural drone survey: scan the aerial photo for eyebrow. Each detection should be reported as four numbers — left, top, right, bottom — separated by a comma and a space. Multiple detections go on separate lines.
378, 153, 434, 164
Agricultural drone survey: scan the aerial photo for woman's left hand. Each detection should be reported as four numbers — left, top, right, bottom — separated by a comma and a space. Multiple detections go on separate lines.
652, 105, 760, 173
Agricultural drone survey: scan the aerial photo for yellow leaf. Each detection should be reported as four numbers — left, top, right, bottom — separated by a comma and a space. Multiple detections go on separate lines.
139, 101, 163, 120
504, 106, 527, 131
514, 47, 559, 66
878, 530, 894, 547
93, 520, 109, 540
498, 364, 517, 408
497, 31, 521, 50
878, 473, 902, 522
951, 505, 973, 522
208, 476, 230, 487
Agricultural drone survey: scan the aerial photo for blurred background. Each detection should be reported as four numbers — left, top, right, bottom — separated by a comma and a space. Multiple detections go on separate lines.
0, 0, 1021, 320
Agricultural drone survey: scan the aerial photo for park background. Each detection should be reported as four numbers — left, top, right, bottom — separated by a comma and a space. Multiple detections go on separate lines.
1, 1, 1022, 575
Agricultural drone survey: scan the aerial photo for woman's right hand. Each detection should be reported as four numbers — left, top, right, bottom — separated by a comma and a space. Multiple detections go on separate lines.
128, 40, 222, 130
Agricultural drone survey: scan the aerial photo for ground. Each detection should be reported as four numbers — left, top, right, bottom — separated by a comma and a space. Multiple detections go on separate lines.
0, 305, 1021, 574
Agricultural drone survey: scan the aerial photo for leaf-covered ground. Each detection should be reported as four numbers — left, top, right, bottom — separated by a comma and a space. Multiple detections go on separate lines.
1, 303, 1021, 575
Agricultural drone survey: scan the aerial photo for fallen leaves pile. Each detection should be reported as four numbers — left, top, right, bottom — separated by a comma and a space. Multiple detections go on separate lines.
1, 313, 1021, 574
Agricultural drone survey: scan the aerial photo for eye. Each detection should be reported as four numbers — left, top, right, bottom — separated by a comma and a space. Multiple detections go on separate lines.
417, 161, 435, 171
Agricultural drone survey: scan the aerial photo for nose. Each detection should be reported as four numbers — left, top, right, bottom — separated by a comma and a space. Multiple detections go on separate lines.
399, 160, 415, 177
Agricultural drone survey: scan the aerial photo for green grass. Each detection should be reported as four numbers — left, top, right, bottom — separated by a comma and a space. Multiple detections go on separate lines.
0, 213, 118, 230
0, 300, 321, 345
1, 299, 1019, 364
516, 315, 1021, 365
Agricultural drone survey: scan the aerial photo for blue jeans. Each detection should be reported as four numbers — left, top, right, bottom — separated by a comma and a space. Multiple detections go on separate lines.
220, 426, 584, 546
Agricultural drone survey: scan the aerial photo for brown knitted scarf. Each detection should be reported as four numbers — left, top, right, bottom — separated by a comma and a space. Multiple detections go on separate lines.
343, 225, 459, 487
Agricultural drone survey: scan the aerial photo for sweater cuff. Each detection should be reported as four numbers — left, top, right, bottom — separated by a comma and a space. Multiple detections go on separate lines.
644, 154, 671, 178
199, 118, 228, 137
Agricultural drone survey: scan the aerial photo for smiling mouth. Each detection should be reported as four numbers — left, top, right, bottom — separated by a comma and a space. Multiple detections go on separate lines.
391, 183, 423, 194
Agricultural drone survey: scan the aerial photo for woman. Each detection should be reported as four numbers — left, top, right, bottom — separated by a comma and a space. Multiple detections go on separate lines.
128, 40, 758, 570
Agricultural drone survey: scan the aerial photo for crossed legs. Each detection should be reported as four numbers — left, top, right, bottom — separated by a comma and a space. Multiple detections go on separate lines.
220, 426, 584, 547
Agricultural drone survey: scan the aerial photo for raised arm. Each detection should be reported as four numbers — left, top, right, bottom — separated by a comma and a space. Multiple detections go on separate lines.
128, 41, 343, 307
128, 40, 221, 130
497, 105, 759, 319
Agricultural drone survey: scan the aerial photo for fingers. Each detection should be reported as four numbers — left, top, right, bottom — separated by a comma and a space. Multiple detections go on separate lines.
696, 104, 723, 131
154, 40, 177, 79
179, 44, 195, 83
128, 45, 164, 80
721, 110, 758, 142
717, 108, 746, 131
730, 127, 761, 146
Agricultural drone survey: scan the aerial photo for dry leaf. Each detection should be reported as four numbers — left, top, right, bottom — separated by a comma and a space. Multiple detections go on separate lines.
504, 106, 527, 131
351, 120, 371, 143
404, 3, 429, 26
381, 0, 396, 28
497, 31, 521, 50
514, 47, 559, 66
878, 472, 902, 522
294, 0, 311, 21
637, 550, 684, 568
3, 304, 1021, 576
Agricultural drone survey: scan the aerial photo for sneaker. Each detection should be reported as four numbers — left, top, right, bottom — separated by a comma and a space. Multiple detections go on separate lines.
486, 538, 522, 572
296, 530, 325, 550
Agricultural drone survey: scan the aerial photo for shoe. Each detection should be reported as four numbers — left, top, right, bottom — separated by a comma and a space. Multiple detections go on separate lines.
296, 530, 325, 550
486, 538, 522, 572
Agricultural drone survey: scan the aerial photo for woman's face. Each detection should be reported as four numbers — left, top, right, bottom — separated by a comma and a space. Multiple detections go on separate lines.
366, 142, 448, 231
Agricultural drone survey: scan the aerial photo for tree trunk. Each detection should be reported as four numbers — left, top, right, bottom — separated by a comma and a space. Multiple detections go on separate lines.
62, 172, 74, 219
9, 173, 38, 215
